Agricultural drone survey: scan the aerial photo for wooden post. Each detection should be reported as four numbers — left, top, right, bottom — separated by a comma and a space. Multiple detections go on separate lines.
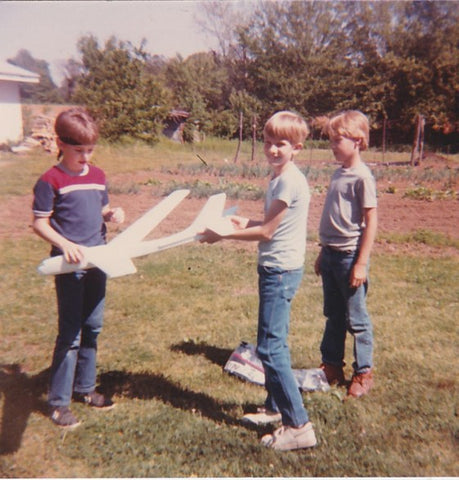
418, 116, 425, 165
410, 114, 425, 166
251, 114, 257, 162
233, 111, 243, 163
382, 118, 387, 163
309, 133, 313, 164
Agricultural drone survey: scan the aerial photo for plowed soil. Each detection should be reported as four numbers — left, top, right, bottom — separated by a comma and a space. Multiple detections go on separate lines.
2, 155, 458, 259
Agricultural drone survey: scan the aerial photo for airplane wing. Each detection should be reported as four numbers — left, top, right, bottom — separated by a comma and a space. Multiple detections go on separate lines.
109, 189, 190, 247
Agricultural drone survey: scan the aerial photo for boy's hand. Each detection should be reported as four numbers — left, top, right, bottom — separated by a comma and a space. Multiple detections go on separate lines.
61, 240, 85, 264
314, 251, 322, 276
199, 229, 222, 244
350, 263, 367, 287
104, 207, 125, 224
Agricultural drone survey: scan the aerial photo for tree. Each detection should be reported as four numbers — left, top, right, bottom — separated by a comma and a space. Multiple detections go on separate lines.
348, 1, 458, 143
195, 1, 252, 60
229, 0, 458, 146
164, 51, 232, 136
8, 49, 63, 103
228, 89, 262, 139
57, 58, 84, 102
238, 1, 355, 122
72, 36, 171, 143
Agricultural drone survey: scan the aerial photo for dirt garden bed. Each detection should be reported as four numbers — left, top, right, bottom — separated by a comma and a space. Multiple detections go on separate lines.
1, 160, 457, 259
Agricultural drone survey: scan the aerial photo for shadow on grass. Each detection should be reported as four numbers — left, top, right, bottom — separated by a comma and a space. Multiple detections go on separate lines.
167, 340, 271, 429
98, 340, 270, 433
170, 339, 233, 367
0, 364, 49, 455
99, 370, 267, 434
0, 344, 266, 455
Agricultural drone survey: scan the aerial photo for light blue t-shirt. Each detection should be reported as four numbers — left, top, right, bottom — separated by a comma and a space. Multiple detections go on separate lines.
258, 162, 310, 270
319, 161, 377, 251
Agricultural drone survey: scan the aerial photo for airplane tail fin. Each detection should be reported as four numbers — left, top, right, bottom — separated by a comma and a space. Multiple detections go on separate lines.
189, 193, 226, 231
187, 193, 238, 236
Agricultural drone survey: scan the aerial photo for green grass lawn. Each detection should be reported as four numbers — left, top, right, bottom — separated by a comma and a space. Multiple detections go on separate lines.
0, 236, 457, 477
0, 140, 458, 476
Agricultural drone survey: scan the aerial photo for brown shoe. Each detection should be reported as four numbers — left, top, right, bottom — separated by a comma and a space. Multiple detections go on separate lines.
73, 391, 115, 410
320, 363, 345, 385
347, 370, 374, 398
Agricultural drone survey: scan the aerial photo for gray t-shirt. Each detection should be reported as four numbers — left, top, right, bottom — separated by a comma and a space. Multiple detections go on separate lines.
319, 161, 377, 251
258, 162, 310, 270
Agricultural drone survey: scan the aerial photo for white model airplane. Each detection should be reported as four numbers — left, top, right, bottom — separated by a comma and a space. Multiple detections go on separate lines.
37, 189, 235, 278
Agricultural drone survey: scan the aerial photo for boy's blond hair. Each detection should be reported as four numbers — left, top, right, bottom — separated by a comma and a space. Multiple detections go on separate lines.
263, 111, 309, 145
326, 110, 369, 151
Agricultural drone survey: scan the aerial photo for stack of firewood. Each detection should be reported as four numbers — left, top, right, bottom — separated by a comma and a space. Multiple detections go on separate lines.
11, 115, 57, 154
28, 115, 57, 153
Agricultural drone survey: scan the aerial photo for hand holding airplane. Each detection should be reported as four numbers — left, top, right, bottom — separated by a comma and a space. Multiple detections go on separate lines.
37, 189, 236, 278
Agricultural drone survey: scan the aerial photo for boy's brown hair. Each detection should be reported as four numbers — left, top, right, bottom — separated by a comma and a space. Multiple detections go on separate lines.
263, 111, 309, 145
55, 108, 99, 146
326, 110, 369, 150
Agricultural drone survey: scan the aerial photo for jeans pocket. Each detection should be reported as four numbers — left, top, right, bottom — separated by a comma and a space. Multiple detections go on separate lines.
258, 265, 283, 275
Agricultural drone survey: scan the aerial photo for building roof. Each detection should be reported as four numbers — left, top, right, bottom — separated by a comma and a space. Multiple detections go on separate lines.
0, 60, 40, 83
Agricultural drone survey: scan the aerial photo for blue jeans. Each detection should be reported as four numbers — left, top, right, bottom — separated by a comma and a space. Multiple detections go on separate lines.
48, 268, 106, 407
257, 265, 309, 427
319, 247, 373, 374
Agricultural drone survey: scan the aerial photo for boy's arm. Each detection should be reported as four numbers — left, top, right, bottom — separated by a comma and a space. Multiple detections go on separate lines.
33, 217, 85, 264
350, 207, 377, 287
200, 199, 287, 244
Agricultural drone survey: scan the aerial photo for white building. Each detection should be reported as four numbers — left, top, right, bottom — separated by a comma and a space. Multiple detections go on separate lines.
0, 60, 40, 144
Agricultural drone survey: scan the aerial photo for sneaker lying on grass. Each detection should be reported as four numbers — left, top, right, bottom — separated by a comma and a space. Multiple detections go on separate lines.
50, 406, 81, 429
73, 391, 115, 410
242, 407, 282, 425
261, 422, 317, 451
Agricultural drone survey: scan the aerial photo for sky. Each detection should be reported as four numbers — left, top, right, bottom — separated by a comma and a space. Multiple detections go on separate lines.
0, 0, 223, 83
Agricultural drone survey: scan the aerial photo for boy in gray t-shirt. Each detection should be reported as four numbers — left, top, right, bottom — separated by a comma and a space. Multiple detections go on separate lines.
314, 110, 377, 398
201, 111, 315, 451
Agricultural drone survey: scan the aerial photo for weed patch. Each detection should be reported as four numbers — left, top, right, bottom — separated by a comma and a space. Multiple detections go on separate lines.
381, 229, 459, 249
403, 186, 457, 201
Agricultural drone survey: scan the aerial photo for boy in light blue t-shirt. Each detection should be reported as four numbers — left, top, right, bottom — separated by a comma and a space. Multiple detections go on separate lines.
200, 111, 316, 451
315, 110, 377, 399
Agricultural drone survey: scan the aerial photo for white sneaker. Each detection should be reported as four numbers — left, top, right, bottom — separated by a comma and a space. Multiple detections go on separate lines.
242, 407, 282, 425
261, 422, 317, 450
